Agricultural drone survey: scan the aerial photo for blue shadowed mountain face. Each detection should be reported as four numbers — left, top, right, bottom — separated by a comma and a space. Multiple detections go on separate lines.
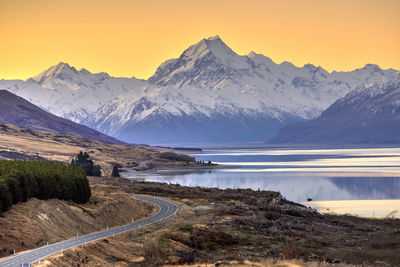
270, 80, 400, 144
114, 111, 302, 144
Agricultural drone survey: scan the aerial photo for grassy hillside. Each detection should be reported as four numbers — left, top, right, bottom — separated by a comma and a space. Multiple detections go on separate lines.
0, 123, 201, 172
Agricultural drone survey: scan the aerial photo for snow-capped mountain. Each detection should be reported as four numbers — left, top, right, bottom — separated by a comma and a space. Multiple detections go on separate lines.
1, 36, 399, 144
270, 80, 400, 144
0, 62, 144, 122
86, 36, 400, 144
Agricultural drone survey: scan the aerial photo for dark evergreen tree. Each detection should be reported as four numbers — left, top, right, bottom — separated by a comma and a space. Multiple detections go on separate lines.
71, 151, 102, 176
93, 165, 102, 176
111, 165, 120, 177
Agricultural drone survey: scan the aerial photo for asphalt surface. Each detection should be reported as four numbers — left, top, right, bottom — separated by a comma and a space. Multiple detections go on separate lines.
0, 195, 179, 267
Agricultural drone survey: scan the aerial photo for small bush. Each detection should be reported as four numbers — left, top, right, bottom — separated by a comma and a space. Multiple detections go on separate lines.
142, 236, 169, 266
179, 223, 194, 232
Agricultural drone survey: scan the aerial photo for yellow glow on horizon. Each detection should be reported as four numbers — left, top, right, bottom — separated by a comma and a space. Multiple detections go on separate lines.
307, 199, 400, 218
0, 0, 399, 80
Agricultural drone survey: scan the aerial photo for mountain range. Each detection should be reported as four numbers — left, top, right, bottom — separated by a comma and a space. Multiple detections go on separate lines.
0, 63, 144, 123
0, 90, 122, 144
270, 80, 400, 144
1, 36, 399, 144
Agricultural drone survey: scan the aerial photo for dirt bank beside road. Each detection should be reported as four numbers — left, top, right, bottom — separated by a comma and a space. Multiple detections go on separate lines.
0, 184, 154, 259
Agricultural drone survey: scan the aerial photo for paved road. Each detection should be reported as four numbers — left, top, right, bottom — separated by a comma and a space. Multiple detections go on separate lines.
0, 195, 179, 267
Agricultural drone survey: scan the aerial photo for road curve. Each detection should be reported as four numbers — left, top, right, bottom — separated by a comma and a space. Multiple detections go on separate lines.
0, 195, 179, 267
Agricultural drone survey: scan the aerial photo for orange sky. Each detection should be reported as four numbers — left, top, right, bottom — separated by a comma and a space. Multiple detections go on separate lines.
0, 0, 399, 80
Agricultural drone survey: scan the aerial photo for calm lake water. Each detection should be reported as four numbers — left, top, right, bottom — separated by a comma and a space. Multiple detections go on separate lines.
125, 147, 400, 217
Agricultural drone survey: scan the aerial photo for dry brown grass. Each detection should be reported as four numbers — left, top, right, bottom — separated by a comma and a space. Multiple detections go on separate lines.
0, 123, 197, 171
163, 259, 358, 267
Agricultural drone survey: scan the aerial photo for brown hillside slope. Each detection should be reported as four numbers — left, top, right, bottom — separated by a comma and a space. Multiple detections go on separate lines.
0, 184, 154, 258
0, 123, 203, 171
0, 90, 123, 145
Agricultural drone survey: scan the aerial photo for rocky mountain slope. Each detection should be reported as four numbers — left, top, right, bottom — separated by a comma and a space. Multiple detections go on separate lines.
0, 90, 123, 144
270, 80, 400, 144
1, 36, 399, 144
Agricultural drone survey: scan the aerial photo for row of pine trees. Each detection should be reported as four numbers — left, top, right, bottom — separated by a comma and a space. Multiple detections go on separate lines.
0, 160, 91, 214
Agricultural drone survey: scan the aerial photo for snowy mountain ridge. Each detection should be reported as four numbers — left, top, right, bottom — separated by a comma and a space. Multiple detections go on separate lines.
87, 36, 399, 143
0, 62, 144, 122
1, 36, 399, 144
270, 79, 400, 144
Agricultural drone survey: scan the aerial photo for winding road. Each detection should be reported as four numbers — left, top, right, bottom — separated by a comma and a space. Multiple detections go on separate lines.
0, 195, 179, 267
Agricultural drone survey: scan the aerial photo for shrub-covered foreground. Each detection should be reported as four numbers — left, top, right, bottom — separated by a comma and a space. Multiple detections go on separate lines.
0, 160, 91, 213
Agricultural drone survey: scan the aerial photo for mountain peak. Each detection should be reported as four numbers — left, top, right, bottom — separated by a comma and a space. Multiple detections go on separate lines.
207, 35, 222, 41
148, 35, 251, 86
362, 63, 381, 72
51, 62, 77, 74
55, 61, 71, 68
32, 62, 79, 83
79, 67, 91, 75
247, 51, 258, 57
182, 35, 237, 61
303, 63, 327, 73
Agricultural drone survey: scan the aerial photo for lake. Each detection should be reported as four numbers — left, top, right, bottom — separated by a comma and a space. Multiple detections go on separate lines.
125, 146, 400, 218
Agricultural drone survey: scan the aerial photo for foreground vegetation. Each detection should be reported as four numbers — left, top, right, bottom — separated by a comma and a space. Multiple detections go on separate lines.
0, 160, 91, 213
90, 176, 400, 267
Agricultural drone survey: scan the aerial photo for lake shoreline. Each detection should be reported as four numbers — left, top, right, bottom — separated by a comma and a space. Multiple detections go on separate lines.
121, 164, 239, 176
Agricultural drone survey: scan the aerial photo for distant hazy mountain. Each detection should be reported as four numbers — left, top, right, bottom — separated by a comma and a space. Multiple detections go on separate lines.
269, 80, 400, 144
0, 90, 123, 144
1, 36, 399, 144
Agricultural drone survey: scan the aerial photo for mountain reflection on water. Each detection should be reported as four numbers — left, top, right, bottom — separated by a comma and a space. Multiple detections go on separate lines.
125, 147, 400, 204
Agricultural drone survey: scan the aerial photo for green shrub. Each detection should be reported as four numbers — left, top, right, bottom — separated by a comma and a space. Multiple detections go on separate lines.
0, 160, 91, 214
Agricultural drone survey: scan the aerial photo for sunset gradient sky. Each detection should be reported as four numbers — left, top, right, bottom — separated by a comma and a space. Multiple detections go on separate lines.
1, 0, 399, 80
